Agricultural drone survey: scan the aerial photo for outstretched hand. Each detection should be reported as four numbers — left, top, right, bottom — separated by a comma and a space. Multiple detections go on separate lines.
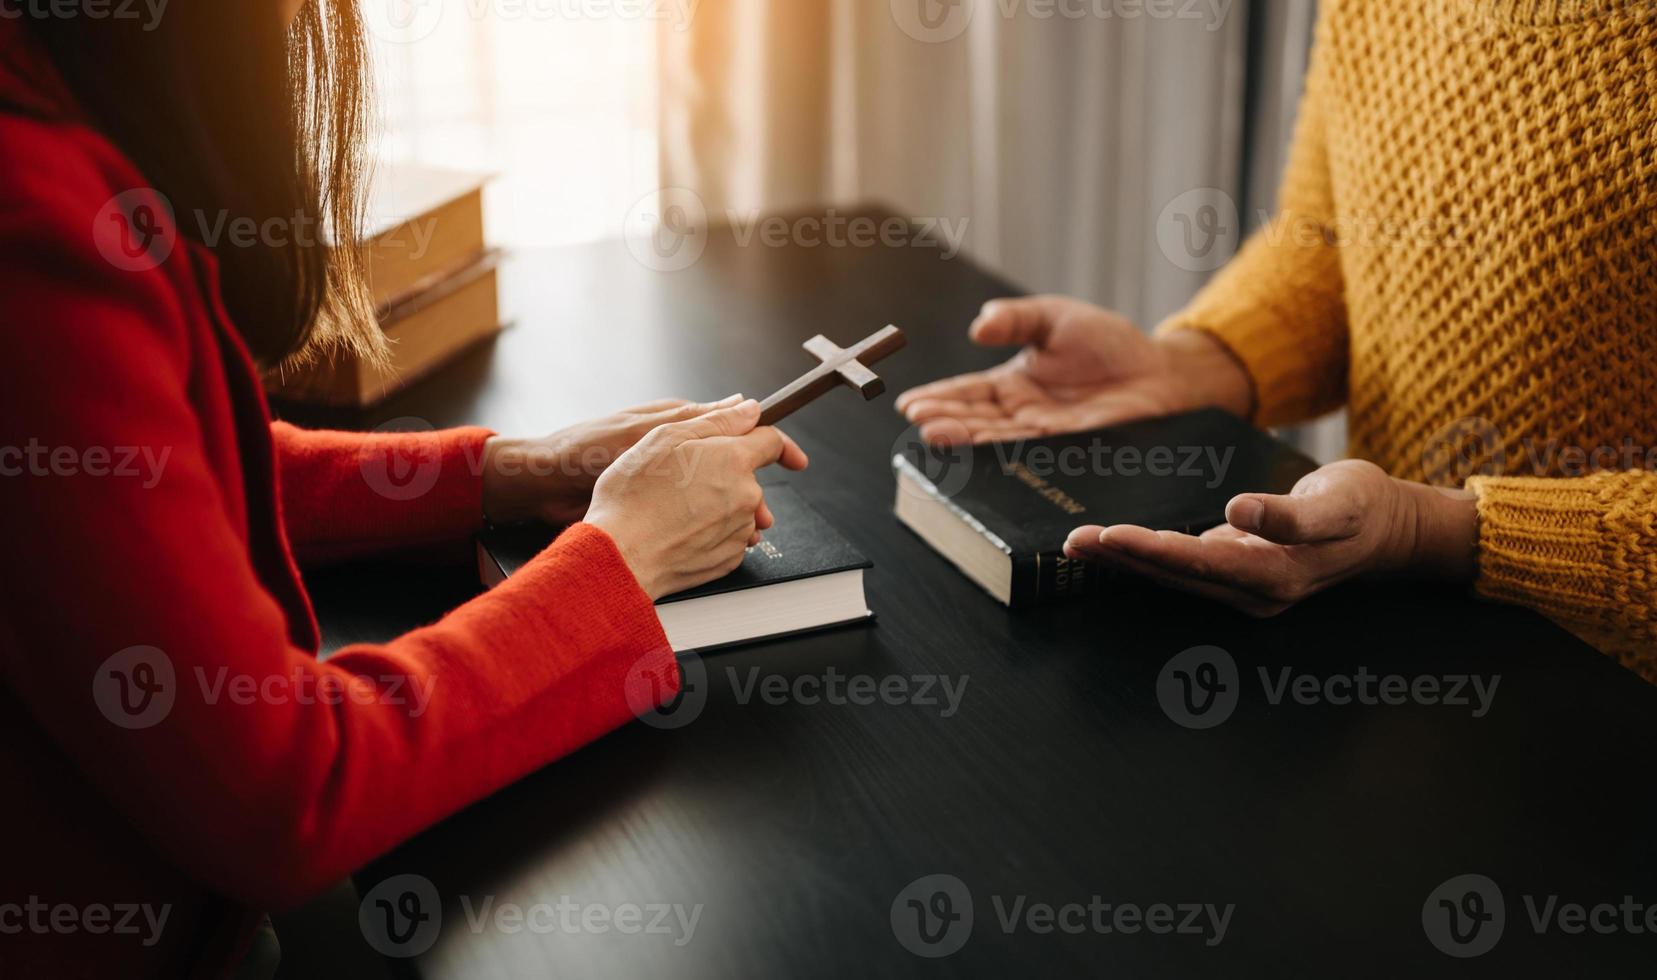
894, 295, 1254, 445
1063, 460, 1478, 616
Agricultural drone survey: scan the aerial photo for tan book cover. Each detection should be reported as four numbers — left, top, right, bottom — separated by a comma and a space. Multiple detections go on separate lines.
273, 252, 504, 407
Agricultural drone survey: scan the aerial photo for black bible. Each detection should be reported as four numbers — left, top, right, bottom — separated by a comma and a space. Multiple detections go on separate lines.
479, 485, 872, 652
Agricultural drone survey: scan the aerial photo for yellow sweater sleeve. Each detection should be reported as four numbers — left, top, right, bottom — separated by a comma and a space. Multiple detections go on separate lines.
1156, 28, 1349, 428
1468, 472, 1657, 675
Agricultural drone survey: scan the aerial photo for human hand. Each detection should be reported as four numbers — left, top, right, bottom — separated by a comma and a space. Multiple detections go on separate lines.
481, 395, 748, 527
1062, 460, 1479, 616
585, 398, 810, 600
894, 295, 1254, 445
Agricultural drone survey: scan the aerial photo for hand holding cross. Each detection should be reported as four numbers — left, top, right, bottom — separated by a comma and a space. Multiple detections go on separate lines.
757, 326, 908, 427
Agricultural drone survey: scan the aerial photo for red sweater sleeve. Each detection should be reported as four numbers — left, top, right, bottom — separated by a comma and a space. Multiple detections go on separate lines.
270, 420, 494, 564
0, 167, 678, 910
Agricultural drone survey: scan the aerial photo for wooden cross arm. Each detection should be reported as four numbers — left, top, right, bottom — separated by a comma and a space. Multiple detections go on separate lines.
757, 325, 907, 427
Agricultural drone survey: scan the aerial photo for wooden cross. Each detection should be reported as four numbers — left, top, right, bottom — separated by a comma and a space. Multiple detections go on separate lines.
758, 326, 908, 427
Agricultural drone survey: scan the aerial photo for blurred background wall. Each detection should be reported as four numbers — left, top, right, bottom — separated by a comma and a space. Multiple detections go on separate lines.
366, 0, 1342, 456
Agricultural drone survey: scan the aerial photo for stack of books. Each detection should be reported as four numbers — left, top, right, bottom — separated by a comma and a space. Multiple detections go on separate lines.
271, 163, 501, 406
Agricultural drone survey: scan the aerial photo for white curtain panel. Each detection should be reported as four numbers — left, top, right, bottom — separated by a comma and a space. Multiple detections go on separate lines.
660, 0, 1255, 331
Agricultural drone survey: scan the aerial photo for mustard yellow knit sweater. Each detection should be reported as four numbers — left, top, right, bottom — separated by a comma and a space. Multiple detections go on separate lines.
1161, 0, 1657, 680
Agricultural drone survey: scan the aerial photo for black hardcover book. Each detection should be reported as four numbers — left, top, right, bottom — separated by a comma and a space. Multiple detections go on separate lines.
478, 485, 873, 652
892, 408, 1318, 607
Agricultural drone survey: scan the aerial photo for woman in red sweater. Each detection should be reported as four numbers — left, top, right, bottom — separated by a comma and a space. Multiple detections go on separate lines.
0, 3, 803, 976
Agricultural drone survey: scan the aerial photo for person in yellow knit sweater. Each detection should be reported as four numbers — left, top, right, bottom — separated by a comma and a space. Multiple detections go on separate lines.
897, 0, 1656, 682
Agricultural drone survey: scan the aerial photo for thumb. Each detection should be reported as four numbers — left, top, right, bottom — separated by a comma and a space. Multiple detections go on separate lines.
1226, 486, 1362, 545
968, 296, 1060, 349
668, 398, 761, 442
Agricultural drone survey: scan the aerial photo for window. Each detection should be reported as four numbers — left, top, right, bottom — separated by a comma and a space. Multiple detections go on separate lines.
369, 7, 659, 248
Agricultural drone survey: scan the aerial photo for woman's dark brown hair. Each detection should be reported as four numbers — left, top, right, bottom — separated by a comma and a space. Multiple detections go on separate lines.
11, 0, 382, 369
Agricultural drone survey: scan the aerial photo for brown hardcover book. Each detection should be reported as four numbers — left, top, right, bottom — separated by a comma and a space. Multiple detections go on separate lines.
269, 163, 501, 406
274, 252, 503, 407
362, 164, 490, 309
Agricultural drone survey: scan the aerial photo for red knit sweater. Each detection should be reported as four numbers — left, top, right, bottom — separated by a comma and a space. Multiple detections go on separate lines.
0, 24, 677, 979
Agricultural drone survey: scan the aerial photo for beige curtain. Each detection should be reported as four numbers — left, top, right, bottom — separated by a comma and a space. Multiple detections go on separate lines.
659, 0, 1256, 329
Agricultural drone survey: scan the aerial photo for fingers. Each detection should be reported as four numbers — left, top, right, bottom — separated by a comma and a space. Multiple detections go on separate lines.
1068, 524, 1277, 594
1226, 485, 1361, 545
968, 296, 1062, 348
901, 396, 1010, 425
915, 417, 976, 446
917, 416, 1045, 446
895, 373, 997, 414
755, 497, 775, 531
669, 398, 761, 441
728, 426, 809, 472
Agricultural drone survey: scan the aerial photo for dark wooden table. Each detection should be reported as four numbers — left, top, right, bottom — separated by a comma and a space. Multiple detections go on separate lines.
294, 210, 1657, 978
